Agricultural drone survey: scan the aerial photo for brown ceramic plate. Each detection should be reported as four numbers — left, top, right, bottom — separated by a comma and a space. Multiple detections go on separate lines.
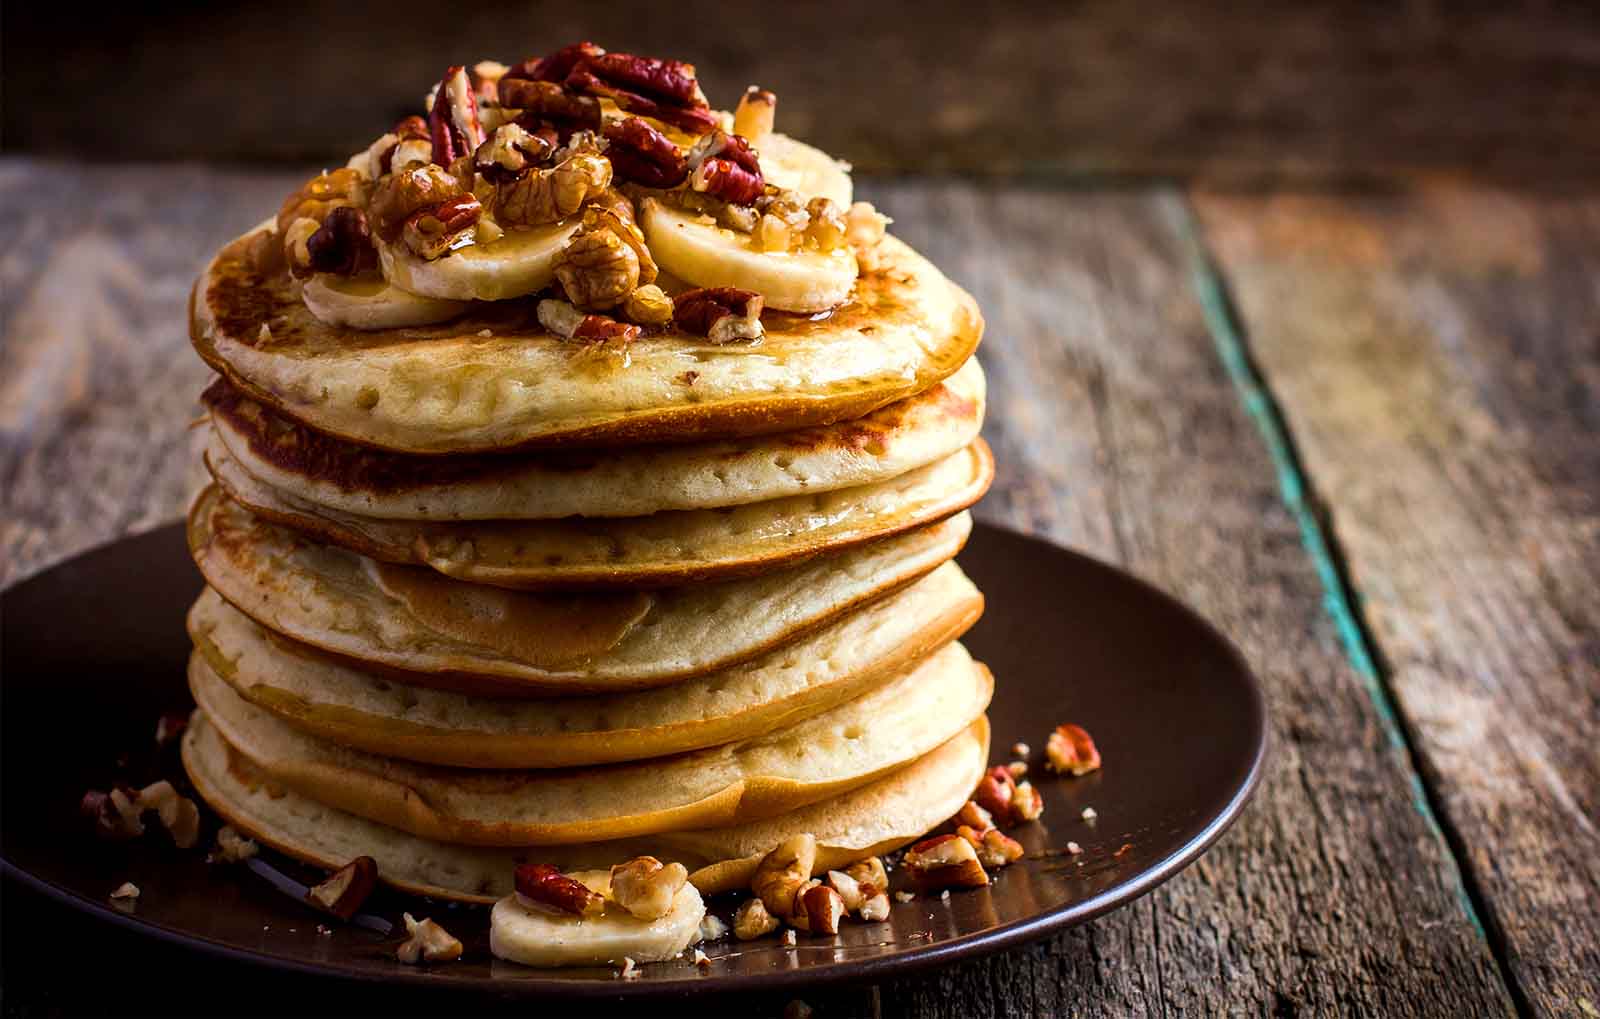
0, 521, 1264, 998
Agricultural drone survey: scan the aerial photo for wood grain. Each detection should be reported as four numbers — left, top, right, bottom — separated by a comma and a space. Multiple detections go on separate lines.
1195, 186, 1600, 1017
0, 161, 1518, 1014
6, 1, 1600, 185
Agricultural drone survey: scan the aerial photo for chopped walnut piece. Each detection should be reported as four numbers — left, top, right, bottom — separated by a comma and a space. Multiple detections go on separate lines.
698, 913, 730, 943
369, 162, 463, 242
276, 168, 366, 238
973, 829, 1026, 869
609, 856, 688, 921
473, 123, 554, 184
82, 786, 144, 841
537, 298, 586, 339
397, 913, 463, 964
1008, 760, 1029, 779
859, 886, 891, 922
109, 881, 140, 901
752, 834, 816, 921
154, 711, 188, 747
973, 765, 1018, 821
692, 947, 711, 967
306, 856, 378, 920
733, 87, 777, 144
1012, 781, 1045, 822
903, 834, 988, 891
893, 890, 916, 903
555, 227, 639, 310
622, 283, 674, 325
515, 864, 605, 917
136, 780, 200, 849
734, 897, 781, 941
796, 884, 845, 935
845, 201, 890, 271
1046, 724, 1102, 776
495, 151, 611, 227
958, 800, 996, 831
843, 857, 889, 892
618, 956, 639, 979
824, 870, 864, 913
282, 217, 322, 278
804, 197, 847, 250
779, 928, 797, 947
210, 825, 259, 864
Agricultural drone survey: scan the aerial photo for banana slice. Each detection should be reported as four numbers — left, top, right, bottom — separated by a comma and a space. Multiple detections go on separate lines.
641, 200, 858, 314
378, 219, 581, 302
490, 873, 706, 968
301, 274, 469, 330
760, 133, 853, 207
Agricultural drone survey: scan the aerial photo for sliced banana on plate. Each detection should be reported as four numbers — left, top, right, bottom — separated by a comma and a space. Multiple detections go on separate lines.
490, 874, 707, 967
301, 274, 469, 330
759, 133, 853, 208
641, 199, 858, 314
379, 219, 581, 302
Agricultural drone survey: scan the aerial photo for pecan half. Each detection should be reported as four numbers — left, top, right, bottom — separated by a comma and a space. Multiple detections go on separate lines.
587, 53, 707, 107
674, 287, 765, 344
603, 117, 688, 188
1046, 723, 1102, 775
498, 78, 601, 133
401, 193, 481, 260
514, 863, 605, 916
368, 162, 463, 242
428, 65, 484, 166
507, 41, 606, 85
573, 314, 641, 345
567, 68, 717, 135
581, 201, 657, 284
305, 206, 377, 276
687, 130, 765, 206
903, 834, 989, 891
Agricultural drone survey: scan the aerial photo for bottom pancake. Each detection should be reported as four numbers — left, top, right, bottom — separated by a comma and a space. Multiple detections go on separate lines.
182, 710, 989, 903
188, 642, 992, 846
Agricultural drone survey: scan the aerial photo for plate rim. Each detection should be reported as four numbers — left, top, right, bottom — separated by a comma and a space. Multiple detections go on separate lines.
0, 520, 1269, 997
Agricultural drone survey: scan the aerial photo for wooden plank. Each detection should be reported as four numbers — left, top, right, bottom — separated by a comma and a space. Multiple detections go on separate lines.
1194, 186, 1600, 1016
859, 182, 1515, 1016
0, 161, 1515, 1014
5, 1, 1600, 185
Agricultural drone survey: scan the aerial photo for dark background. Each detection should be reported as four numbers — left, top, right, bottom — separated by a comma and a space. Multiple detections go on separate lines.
6, 0, 1599, 185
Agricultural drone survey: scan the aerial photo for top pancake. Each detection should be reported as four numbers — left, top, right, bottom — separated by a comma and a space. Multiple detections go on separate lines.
191, 225, 983, 454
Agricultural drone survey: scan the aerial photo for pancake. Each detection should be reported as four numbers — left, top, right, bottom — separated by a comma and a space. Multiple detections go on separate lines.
181, 709, 989, 902
192, 224, 983, 454
190, 485, 970, 693
186, 561, 983, 768
203, 356, 985, 522
189, 642, 992, 846
207, 434, 992, 590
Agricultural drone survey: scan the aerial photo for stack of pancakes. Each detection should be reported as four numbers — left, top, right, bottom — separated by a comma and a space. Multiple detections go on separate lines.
179, 217, 994, 903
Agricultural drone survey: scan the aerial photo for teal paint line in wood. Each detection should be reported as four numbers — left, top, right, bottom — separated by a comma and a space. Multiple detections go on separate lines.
1163, 193, 1491, 944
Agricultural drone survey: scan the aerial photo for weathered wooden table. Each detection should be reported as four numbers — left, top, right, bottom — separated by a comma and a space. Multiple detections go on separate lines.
2, 160, 1595, 1017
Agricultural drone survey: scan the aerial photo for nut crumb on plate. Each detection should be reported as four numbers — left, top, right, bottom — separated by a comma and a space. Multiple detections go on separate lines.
109, 881, 140, 900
